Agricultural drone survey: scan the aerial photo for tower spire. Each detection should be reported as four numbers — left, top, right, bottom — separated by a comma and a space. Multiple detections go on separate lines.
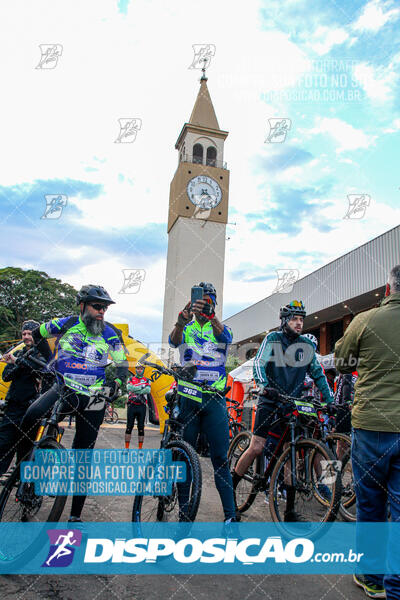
200, 57, 208, 82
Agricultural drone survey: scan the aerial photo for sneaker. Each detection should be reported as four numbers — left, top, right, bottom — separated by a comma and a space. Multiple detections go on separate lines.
68, 516, 83, 523
353, 574, 386, 598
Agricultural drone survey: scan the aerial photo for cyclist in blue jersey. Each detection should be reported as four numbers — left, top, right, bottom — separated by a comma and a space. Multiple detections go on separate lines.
169, 282, 238, 522
19, 284, 129, 522
232, 300, 334, 521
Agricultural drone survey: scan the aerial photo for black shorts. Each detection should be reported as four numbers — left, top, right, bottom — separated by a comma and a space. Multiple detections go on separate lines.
126, 403, 146, 435
335, 404, 352, 435
253, 400, 283, 439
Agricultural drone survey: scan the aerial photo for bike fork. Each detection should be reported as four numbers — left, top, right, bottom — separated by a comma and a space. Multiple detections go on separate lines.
289, 422, 297, 488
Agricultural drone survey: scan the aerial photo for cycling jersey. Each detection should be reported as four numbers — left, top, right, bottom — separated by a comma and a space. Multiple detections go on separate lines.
127, 376, 151, 405
253, 331, 333, 403
169, 320, 232, 391
35, 315, 128, 396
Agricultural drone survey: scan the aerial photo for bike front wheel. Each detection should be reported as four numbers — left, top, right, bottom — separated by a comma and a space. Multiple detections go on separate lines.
228, 431, 260, 514
0, 438, 68, 524
269, 438, 342, 535
132, 439, 202, 522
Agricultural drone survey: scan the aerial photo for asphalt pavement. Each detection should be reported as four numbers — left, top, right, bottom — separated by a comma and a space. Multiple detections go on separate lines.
0, 423, 365, 600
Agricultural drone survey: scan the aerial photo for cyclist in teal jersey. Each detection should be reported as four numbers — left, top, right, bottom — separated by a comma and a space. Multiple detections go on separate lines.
169, 282, 238, 522
19, 284, 129, 522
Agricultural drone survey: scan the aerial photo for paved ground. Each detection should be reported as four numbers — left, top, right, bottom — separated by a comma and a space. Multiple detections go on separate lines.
0, 423, 365, 600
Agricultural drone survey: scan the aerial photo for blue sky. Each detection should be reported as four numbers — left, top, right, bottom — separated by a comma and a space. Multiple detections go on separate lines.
1, 0, 399, 345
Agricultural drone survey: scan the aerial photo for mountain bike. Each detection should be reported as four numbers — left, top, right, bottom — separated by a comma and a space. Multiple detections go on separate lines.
231, 394, 342, 536
228, 398, 247, 439
0, 352, 116, 524
132, 361, 202, 523
310, 405, 354, 521
104, 403, 119, 424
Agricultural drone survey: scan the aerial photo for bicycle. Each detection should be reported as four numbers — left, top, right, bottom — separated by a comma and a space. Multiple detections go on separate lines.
311, 405, 354, 521
0, 351, 116, 525
227, 398, 247, 439
131, 361, 202, 523
231, 393, 342, 536
104, 403, 119, 424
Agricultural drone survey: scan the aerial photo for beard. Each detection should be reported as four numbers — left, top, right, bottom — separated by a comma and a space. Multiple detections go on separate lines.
82, 307, 105, 335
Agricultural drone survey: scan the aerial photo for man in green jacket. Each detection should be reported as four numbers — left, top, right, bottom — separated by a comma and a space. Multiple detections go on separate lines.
335, 265, 400, 600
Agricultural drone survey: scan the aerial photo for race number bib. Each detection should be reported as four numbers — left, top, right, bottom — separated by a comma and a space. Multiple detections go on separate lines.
177, 380, 203, 403
294, 399, 317, 417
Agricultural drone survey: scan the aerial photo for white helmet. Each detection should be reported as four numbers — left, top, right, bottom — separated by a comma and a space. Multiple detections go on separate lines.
303, 333, 318, 350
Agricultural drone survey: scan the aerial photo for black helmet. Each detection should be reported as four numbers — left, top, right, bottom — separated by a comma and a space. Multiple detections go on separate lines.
279, 300, 306, 320
199, 282, 217, 304
76, 284, 115, 306
21, 320, 40, 332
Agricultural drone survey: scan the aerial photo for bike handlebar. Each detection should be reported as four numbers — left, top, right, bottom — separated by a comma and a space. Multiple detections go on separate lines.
142, 361, 231, 397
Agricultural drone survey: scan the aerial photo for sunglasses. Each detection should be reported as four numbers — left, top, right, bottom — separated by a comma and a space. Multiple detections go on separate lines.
289, 300, 304, 309
88, 303, 108, 312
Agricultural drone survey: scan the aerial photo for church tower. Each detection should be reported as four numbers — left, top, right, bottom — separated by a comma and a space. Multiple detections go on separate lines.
161, 70, 230, 358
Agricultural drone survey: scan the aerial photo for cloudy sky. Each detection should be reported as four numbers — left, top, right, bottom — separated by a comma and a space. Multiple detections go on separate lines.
1, 0, 399, 346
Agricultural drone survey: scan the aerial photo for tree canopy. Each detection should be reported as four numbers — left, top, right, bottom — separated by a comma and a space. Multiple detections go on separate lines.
0, 267, 78, 342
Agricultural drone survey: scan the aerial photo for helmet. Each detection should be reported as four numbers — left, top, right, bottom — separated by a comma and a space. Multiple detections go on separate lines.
76, 285, 115, 306
21, 320, 40, 332
303, 333, 318, 350
199, 282, 217, 304
279, 300, 306, 320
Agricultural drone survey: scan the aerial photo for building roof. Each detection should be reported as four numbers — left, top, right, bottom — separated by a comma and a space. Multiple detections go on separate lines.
223, 225, 400, 343
188, 78, 220, 130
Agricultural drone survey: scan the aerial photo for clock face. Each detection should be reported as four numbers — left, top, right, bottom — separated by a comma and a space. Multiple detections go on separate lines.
186, 176, 222, 209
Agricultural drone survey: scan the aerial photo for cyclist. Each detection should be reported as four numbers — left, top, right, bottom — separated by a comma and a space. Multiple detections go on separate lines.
19, 284, 129, 522
169, 282, 238, 522
125, 365, 151, 449
232, 300, 334, 521
0, 320, 51, 477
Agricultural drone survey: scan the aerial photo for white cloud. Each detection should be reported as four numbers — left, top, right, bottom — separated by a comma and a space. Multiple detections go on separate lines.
353, 0, 400, 32
353, 62, 397, 102
308, 117, 375, 153
307, 26, 349, 56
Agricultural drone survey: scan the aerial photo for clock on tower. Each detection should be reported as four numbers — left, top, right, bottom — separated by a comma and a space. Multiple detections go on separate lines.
161, 70, 230, 360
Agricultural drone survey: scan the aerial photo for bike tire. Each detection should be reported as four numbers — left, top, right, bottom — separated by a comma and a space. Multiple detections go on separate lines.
338, 450, 356, 521
111, 409, 119, 424
0, 438, 68, 524
228, 431, 261, 513
269, 438, 342, 536
131, 439, 202, 523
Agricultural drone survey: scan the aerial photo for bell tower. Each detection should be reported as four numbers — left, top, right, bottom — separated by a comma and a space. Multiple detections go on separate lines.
161, 69, 230, 356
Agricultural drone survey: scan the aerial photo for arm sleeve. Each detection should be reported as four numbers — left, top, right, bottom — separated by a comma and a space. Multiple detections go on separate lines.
34, 317, 72, 340
334, 314, 365, 373
108, 335, 129, 383
308, 355, 333, 404
2, 363, 19, 382
253, 336, 274, 387
215, 325, 233, 344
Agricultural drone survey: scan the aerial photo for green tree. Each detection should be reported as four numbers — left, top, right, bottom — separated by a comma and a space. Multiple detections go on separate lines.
0, 267, 78, 342
225, 354, 241, 374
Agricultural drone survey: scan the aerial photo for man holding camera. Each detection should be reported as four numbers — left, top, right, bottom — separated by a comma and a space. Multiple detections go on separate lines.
169, 282, 237, 522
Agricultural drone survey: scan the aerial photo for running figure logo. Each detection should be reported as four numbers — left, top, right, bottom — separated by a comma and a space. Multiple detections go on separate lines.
115, 118, 142, 143
344, 194, 371, 219
119, 269, 146, 294
188, 44, 216, 70
265, 119, 291, 143
42, 529, 82, 567
273, 269, 299, 294
41, 195, 68, 219
36, 44, 63, 69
